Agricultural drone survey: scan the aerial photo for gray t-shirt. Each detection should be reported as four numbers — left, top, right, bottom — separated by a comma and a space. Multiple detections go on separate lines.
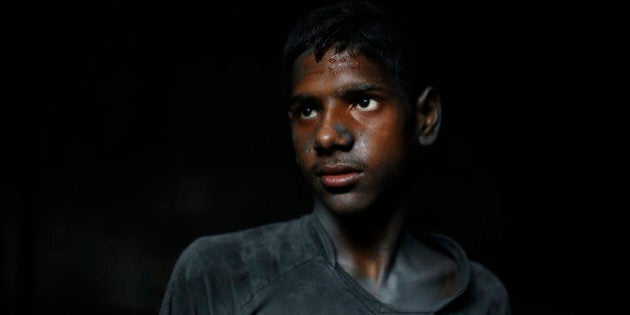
159, 213, 510, 314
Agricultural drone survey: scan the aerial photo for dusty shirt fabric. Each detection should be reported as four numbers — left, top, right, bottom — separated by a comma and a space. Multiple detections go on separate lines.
159, 213, 510, 314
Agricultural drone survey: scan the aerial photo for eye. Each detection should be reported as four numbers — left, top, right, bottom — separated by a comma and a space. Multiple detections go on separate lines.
288, 97, 320, 120
299, 106, 318, 119
355, 97, 379, 111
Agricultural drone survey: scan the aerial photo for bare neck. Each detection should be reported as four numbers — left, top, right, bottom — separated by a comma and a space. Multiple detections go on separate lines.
313, 200, 407, 289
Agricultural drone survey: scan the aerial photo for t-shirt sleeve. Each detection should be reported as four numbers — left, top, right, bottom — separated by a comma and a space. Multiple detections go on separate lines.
159, 237, 234, 315
468, 261, 511, 315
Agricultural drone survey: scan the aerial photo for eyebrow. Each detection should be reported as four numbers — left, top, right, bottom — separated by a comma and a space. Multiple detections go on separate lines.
288, 94, 317, 108
337, 83, 384, 99
289, 83, 385, 107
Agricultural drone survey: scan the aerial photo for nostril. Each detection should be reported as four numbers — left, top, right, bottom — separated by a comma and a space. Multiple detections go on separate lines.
314, 123, 354, 155
333, 124, 353, 146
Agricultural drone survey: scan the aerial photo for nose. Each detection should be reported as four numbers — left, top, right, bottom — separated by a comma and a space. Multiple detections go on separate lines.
314, 108, 354, 155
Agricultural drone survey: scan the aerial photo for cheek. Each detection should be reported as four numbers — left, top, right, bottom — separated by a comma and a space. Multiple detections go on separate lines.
291, 130, 314, 160
361, 122, 409, 165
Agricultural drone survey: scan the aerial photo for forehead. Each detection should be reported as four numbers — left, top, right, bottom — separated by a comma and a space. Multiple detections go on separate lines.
291, 49, 396, 94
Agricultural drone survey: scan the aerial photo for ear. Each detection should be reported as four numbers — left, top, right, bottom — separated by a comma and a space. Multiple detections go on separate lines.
415, 86, 442, 146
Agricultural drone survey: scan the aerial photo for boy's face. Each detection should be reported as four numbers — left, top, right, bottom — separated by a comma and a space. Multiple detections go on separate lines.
288, 49, 415, 215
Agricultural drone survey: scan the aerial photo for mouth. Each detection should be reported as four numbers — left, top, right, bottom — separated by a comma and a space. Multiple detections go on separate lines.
316, 164, 363, 189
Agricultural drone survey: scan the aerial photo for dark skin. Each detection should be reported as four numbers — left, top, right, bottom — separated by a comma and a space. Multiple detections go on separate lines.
289, 48, 458, 309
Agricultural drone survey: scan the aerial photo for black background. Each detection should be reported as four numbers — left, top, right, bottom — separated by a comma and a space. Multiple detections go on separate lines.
3, 0, 629, 314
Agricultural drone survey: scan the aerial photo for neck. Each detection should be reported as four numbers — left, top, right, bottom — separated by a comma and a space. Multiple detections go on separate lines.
314, 199, 408, 288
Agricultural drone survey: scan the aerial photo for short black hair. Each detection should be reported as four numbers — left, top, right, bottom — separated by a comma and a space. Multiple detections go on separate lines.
281, 0, 423, 105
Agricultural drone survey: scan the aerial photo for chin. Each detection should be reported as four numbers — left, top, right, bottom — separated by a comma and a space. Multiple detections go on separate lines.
320, 192, 373, 216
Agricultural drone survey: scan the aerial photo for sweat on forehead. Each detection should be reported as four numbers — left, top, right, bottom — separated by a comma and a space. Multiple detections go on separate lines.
292, 49, 365, 76
326, 52, 359, 71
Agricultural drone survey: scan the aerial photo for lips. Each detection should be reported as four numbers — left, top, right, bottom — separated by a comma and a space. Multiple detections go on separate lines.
316, 164, 362, 188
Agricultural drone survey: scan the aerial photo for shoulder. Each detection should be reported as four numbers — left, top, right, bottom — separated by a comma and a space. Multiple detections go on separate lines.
468, 261, 509, 297
162, 215, 317, 308
418, 232, 511, 314
459, 260, 511, 314
172, 215, 311, 281
160, 215, 317, 313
